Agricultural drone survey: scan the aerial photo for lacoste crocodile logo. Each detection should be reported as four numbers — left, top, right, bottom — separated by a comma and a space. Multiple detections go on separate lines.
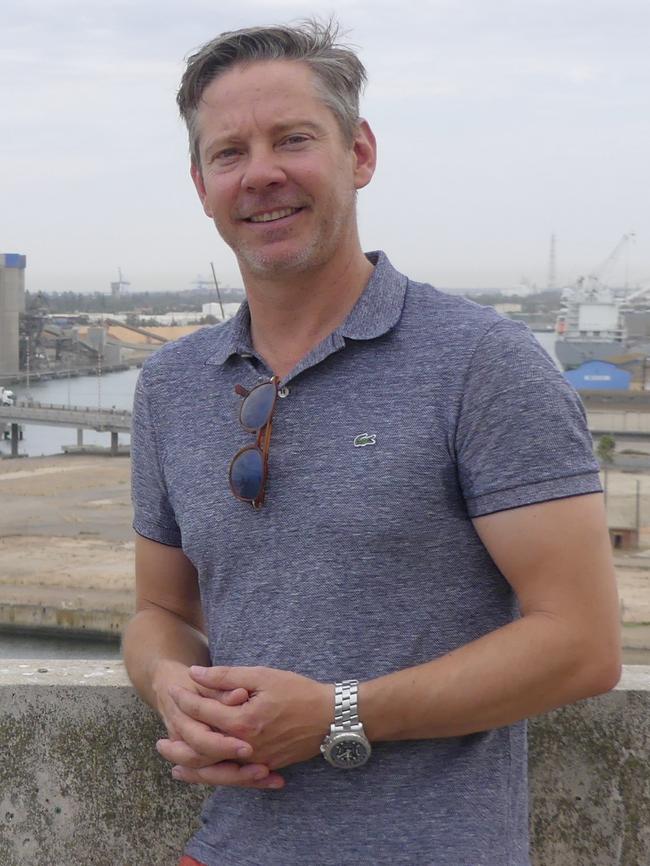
353, 433, 377, 447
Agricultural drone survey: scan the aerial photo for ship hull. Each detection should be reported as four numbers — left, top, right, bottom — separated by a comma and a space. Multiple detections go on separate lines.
555, 339, 650, 370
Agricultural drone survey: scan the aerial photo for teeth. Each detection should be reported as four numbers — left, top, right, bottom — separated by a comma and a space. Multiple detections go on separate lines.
249, 208, 298, 223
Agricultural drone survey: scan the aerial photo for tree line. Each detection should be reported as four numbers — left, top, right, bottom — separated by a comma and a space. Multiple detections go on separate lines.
26, 288, 244, 316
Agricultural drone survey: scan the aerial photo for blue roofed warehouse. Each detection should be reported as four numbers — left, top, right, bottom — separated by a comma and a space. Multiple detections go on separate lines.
565, 360, 632, 391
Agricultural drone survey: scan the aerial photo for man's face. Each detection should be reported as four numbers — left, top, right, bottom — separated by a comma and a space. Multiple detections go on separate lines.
191, 60, 375, 280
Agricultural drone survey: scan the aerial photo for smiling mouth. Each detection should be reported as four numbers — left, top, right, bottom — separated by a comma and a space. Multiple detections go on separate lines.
245, 207, 303, 223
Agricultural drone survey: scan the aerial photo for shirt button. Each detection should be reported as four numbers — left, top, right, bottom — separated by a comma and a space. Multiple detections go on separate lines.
278, 386, 290, 399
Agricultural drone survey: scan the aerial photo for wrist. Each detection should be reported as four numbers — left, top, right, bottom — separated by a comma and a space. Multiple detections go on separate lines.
358, 674, 401, 742
151, 659, 188, 714
318, 681, 336, 733
358, 678, 377, 740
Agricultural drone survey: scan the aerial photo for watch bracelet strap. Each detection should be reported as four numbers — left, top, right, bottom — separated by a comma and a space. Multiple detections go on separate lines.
334, 679, 360, 731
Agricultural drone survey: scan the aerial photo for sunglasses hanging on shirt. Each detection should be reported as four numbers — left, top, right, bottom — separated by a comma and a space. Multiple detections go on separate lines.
228, 376, 280, 508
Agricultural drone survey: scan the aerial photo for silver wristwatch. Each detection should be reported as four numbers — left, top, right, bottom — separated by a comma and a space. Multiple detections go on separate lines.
320, 679, 372, 769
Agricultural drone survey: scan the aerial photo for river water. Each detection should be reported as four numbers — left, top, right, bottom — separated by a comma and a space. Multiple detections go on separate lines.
0, 366, 139, 458
0, 631, 121, 660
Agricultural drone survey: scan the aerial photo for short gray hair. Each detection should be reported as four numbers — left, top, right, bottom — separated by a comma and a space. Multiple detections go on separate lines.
176, 19, 367, 168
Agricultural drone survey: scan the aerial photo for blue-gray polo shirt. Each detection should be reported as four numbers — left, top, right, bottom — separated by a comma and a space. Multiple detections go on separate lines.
131, 251, 601, 866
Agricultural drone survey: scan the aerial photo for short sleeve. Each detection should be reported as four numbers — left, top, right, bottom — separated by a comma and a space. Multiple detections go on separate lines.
455, 320, 602, 517
131, 370, 182, 546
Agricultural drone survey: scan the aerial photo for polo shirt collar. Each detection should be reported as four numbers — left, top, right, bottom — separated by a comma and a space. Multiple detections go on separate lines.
205, 250, 407, 367
205, 300, 255, 367
335, 250, 407, 340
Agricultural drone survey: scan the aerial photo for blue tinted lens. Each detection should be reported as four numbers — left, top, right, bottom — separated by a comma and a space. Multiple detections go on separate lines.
230, 447, 264, 501
240, 381, 276, 430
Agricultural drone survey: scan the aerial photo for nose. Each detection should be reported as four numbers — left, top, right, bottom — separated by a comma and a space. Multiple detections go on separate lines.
240, 145, 287, 192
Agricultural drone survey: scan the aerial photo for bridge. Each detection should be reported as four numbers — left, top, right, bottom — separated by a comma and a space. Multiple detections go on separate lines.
0, 401, 132, 457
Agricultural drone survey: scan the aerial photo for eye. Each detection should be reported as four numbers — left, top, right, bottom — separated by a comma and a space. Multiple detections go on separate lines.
281, 134, 310, 147
211, 147, 241, 165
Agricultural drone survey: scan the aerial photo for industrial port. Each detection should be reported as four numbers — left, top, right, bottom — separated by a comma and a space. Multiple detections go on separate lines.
0, 253, 239, 454
0, 253, 220, 388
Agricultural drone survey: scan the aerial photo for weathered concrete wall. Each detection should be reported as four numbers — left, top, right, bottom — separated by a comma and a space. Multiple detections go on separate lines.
0, 661, 204, 866
529, 665, 650, 865
0, 661, 648, 866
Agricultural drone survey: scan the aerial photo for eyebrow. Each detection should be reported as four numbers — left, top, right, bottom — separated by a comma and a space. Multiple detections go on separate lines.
269, 120, 326, 136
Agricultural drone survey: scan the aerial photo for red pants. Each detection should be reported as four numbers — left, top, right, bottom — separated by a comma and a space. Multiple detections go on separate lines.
179, 858, 206, 866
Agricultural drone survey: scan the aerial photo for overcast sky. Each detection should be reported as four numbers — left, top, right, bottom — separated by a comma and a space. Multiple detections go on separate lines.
2, 0, 648, 294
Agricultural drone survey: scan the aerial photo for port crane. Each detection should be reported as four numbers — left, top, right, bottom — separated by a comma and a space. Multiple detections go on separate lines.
587, 232, 636, 286
110, 268, 130, 296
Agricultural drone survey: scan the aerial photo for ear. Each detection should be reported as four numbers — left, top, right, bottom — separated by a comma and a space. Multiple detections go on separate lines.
190, 162, 214, 218
352, 119, 377, 191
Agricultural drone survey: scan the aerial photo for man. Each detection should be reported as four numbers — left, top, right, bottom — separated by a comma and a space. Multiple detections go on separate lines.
123, 19, 621, 866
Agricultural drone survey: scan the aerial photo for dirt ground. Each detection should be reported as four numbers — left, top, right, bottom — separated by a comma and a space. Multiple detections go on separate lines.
1, 457, 650, 649
0, 455, 134, 612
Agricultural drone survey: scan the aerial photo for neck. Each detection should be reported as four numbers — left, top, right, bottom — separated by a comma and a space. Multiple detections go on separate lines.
241, 247, 374, 381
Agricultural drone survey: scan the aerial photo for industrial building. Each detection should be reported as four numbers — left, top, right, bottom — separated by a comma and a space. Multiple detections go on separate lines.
0, 255, 239, 386
565, 361, 632, 391
0, 254, 26, 382
0, 254, 162, 384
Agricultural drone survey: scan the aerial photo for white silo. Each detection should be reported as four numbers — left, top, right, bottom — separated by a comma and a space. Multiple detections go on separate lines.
0, 254, 26, 381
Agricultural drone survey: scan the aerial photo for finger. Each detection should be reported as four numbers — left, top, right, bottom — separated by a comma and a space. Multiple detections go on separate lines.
158, 721, 253, 762
165, 708, 254, 760
162, 686, 221, 736
195, 684, 249, 705
190, 665, 256, 691
169, 685, 245, 734
194, 683, 227, 700
157, 738, 210, 768
156, 737, 251, 768
158, 687, 234, 741
171, 762, 285, 790
216, 687, 250, 706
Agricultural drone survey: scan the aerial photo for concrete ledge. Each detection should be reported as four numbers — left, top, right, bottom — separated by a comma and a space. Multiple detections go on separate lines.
62, 445, 130, 456
1, 662, 649, 865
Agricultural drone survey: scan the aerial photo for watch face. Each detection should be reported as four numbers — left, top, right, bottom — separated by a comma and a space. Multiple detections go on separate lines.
331, 738, 370, 768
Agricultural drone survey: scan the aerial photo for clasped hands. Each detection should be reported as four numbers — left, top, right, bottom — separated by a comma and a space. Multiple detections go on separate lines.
155, 664, 333, 790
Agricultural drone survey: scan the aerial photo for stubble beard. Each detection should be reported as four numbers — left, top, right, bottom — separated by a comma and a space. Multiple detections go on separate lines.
230, 189, 358, 280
